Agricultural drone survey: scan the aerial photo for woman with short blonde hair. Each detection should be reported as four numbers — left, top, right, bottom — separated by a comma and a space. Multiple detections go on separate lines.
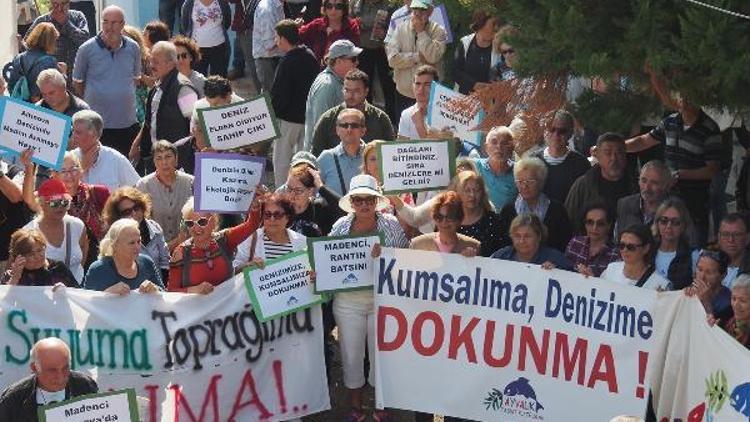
10, 22, 60, 101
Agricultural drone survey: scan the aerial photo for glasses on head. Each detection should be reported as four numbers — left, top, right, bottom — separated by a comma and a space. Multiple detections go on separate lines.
47, 199, 70, 209
500, 48, 515, 55
434, 213, 459, 223
119, 204, 143, 217
324, 2, 347, 10
264, 211, 287, 220
337, 122, 362, 129
584, 219, 608, 228
177, 52, 190, 60
351, 196, 377, 206
184, 217, 211, 228
719, 231, 746, 240
516, 179, 537, 187
657, 216, 682, 227
617, 242, 643, 251
24, 247, 46, 258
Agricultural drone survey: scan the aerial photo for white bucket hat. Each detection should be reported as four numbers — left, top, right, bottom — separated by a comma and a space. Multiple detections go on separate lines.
338, 174, 390, 213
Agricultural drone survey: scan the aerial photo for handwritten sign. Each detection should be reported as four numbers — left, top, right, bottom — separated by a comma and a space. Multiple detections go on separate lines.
39, 389, 139, 422
0, 97, 70, 170
244, 251, 325, 322
194, 152, 265, 213
427, 81, 484, 148
197, 94, 279, 151
377, 139, 455, 194
389, 4, 453, 43
308, 233, 384, 293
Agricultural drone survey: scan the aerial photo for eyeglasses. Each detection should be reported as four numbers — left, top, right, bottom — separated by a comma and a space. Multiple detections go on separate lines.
184, 217, 211, 228
57, 166, 80, 176
516, 179, 537, 187
434, 213, 459, 223
324, 2, 347, 10
337, 122, 363, 129
263, 211, 287, 220
657, 216, 682, 227
47, 199, 70, 209
119, 204, 143, 217
351, 196, 377, 205
177, 52, 190, 60
500, 48, 515, 55
584, 219, 608, 228
617, 242, 643, 251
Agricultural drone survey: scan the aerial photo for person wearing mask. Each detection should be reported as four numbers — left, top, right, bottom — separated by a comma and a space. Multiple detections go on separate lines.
181, 0, 232, 77
615, 160, 672, 239
453, 11, 501, 95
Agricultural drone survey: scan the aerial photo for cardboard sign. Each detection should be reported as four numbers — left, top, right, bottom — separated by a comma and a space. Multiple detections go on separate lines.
308, 233, 384, 293
0, 97, 70, 170
197, 95, 279, 151
427, 81, 485, 148
244, 250, 325, 322
377, 139, 455, 194
389, 3, 453, 43
194, 152, 265, 213
40, 389, 139, 422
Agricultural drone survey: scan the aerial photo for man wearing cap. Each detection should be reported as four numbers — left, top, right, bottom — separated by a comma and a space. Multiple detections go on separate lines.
385, 0, 447, 119
317, 108, 367, 195
303, 39, 362, 152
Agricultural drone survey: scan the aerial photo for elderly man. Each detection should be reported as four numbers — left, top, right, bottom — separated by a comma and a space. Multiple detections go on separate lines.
0, 338, 98, 422
616, 160, 672, 237
72, 5, 141, 159
36, 69, 89, 119
566, 132, 636, 233
303, 40, 362, 151
385, 0, 447, 118
311, 69, 395, 156
72, 110, 140, 191
25, 0, 90, 81
717, 213, 750, 288
317, 108, 366, 195
129, 41, 198, 171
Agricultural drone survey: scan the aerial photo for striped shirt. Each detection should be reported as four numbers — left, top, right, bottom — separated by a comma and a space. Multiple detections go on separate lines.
263, 235, 295, 260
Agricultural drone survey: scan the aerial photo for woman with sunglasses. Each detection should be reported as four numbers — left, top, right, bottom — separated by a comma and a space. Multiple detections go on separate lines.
23, 179, 88, 285
600, 224, 670, 290
566, 202, 620, 277
651, 198, 699, 290
172, 35, 207, 97
84, 218, 163, 294
2, 228, 77, 288
409, 191, 479, 255
300, 0, 360, 65
329, 174, 408, 422
102, 187, 170, 282
491, 213, 571, 270
686, 249, 734, 321
167, 193, 263, 294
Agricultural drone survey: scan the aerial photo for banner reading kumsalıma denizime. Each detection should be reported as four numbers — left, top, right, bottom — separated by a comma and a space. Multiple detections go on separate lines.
0, 275, 330, 422
374, 248, 657, 421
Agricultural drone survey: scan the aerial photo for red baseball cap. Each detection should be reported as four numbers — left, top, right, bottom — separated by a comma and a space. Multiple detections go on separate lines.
37, 179, 70, 200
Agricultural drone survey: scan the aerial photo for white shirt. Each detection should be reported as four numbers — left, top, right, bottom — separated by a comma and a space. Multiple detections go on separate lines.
600, 261, 672, 291
397, 104, 421, 139
191, 0, 225, 48
24, 215, 86, 284
75, 146, 140, 192
36, 387, 66, 406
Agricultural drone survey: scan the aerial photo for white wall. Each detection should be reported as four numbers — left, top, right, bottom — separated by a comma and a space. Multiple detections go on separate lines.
1, 1, 18, 67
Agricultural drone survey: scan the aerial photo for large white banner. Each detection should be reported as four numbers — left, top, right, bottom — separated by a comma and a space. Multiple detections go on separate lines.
0, 275, 330, 422
374, 248, 658, 421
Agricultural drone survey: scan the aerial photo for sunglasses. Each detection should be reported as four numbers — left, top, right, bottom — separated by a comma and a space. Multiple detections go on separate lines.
119, 204, 143, 217
324, 2, 346, 10
351, 196, 377, 205
617, 242, 643, 251
48, 199, 70, 209
657, 216, 682, 227
500, 48, 515, 55
337, 122, 362, 129
286, 186, 309, 195
263, 211, 287, 220
434, 213, 459, 223
184, 217, 211, 228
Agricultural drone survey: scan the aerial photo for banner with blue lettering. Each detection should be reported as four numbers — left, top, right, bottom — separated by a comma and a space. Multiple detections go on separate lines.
0, 275, 330, 421
374, 248, 657, 421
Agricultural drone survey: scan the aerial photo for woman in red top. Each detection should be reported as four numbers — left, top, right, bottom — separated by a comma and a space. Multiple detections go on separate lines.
300, 0, 361, 64
168, 195, 262, 294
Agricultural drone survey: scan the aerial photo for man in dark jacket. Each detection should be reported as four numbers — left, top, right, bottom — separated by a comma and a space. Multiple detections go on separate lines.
615, 159, 672, 239
270, 19, 320, 187
0, 338, 98, 422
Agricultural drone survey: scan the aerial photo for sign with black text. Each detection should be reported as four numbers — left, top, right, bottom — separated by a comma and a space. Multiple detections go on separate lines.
39, 389, 139, 422
308, 233, 384, 293
0, 97, 70, 170
194, 152, 265, 213
377, 139, 455, 194
197, 94, 279, 150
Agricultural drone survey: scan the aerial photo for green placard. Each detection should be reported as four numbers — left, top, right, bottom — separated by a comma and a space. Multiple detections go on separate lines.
196, 93, 281, 150
39, 388, 140, 422
376, 138, 457, 195
307, 232, 386, 294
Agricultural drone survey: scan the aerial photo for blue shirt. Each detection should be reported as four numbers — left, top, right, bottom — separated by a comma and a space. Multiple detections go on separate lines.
317, 142, 365, 196
72, 34, 141, 129
84, 254, 163, 292
491, 245, 573, 271
473, 158, 517, 210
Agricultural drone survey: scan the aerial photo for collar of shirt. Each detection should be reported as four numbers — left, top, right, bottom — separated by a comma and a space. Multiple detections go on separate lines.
334, 141, 365, 157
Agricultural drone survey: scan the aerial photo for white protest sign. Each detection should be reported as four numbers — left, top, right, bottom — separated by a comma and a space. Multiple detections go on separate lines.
197, 95, 279, 151
389, 4, 453, 43
377, 139, 455, 194
308, 233, 384, 293
374, 248, 658, 421
244, 250, 325, 322
40, 389, 138, 422
194, 152, 265, 213
427, 81, 484, 148
0, 97, 70, 169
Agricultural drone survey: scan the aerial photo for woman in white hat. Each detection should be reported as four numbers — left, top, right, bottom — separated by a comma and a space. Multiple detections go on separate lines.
328, 174, 408, 422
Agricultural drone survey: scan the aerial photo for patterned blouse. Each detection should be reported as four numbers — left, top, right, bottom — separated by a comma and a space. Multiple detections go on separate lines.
565, 235, 621, 277
69, 182, 109, 241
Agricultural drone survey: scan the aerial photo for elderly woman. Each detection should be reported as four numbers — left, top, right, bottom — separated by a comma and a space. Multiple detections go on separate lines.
566, 203, 620, 277
172, 35, 207, 97
491, 213, 571, 270
83, 218, 163, 294
167, 195, 262, 293
9, 22, 60, 101
454, 171, 505, 257
453, 11, 501, 95
330, 174, 408, 422
284, 152, 343, 236
410, 191, 479, 255
136, 140, 194, 249
23, 179, 88, 285
102, 187, 170, 281
652, 198, 699, 290
499, 157, 572, 252
300, 0, 360, 64
718, 274, 750, 349
687, 250, 733, 321
2, 229, 77, 287
600, 224, 670, 290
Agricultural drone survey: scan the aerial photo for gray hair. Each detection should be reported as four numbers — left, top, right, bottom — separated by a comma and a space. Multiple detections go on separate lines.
181, 197, 195, 219
733, 273, 750, 292
99, 218, 139, 258
36, 68, 67, 89
72, 110, 104, 138
151, 40, 178, 63
486, 125, 514, 143
641, 159, 672, 182
30, 337, 70, 364
514, 156, 548, 186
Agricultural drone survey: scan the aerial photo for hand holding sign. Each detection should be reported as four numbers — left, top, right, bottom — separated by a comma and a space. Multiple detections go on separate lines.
194, 152, 266, 214
376, 139, 456, 194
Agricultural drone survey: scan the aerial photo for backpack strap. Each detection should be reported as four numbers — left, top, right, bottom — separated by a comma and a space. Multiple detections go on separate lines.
180, 244, 192, 288
635, 265, 656, 288
64, 221, 72, 269
215, 232, 236, 281
333, 154, 347, 194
